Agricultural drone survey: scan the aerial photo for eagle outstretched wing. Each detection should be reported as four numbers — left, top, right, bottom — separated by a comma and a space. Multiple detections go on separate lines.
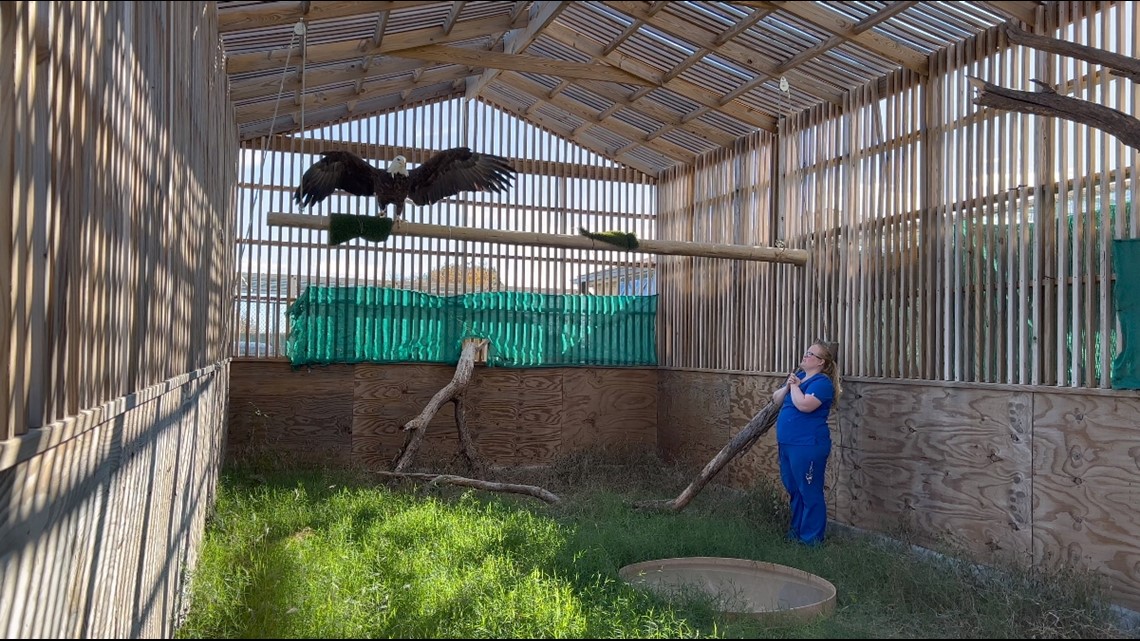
406, 147, 515, 207
293, 151, 380, 208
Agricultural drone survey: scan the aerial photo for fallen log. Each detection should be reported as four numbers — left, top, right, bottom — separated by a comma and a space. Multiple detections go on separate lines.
633, 398, 781, 512
377, 471, 561, 505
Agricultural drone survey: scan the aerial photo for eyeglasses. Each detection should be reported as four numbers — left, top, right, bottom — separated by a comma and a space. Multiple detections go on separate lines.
803, 350, 823, 360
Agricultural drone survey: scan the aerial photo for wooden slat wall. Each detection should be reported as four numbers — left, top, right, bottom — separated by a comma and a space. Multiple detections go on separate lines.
657, 1, 1138, 389
657, 131, 777, 371
657, 370, 1140, 612
0, 2, 237, 637
1, 1, 237, 439
233, 99, 656, 359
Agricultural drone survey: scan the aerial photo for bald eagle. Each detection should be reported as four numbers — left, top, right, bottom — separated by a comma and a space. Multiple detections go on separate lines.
293, 147, 516, 219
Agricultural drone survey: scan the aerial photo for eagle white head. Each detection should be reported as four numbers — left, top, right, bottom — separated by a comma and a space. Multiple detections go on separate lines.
388, 155, 409, 176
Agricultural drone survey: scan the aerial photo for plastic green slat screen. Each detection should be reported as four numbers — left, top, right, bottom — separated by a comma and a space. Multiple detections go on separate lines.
1112, 239, 1140, 389
286, 286, 657, 368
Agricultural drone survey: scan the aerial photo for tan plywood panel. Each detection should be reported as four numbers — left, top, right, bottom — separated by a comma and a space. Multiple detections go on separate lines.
833, 383, 869, 524
722, 374, 784, 490
230, 361, 354, 398
562, 368, 657, 453
228, 362, 353, 463
658, 371, 733, 469
466, 368, 563, 465
353, 365, 461, 469
851, 385, 1032, 558
1031, 393, 1140, 611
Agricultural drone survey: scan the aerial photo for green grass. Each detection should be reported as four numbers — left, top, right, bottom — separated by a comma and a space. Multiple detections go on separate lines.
176, 451, 1131, 639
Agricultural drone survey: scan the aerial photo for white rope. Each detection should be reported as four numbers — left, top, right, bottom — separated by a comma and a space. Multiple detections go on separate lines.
237, 20, 305, 268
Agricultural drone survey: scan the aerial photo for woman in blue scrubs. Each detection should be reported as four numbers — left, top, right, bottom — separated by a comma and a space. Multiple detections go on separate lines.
771, 341, 841, 546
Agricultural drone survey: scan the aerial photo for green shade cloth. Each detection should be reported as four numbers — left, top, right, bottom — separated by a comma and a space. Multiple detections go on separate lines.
286, 286, 657, 368
1112, 238, 1140, 389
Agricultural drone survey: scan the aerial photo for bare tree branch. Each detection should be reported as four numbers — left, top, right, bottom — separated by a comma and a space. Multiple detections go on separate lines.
377, 471, 561, 504
1004, 24, 1140, 84
969, 77, 1140, 151
633, 399, 780, 512
393, 338, 488, 473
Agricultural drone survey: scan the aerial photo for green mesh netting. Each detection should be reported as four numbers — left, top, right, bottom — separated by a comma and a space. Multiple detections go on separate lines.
286, 286, 657, 368
1112, 239, 1140, 389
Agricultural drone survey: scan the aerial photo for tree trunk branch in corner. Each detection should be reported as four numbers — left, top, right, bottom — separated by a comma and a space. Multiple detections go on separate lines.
969, 77, 1140, 151
633, 399, 781, 513
453, 394, 486, 477
376, 472, 561, 504
1003, 24, 1140, 83
392, 338, 488, 473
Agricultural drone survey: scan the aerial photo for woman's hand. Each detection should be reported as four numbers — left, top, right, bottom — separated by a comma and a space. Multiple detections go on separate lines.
786, 373, 800, 388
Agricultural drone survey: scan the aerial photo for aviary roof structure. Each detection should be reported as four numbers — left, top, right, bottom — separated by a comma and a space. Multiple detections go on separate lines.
217, 1, 1043, 176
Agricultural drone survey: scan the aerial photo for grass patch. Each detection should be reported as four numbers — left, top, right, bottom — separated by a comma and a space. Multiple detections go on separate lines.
177, 450, 1130, 639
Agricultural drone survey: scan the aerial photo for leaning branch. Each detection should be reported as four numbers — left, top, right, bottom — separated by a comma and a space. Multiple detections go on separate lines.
969, 77, 1140, 151
1003, 24, 1140, 84
633, 399, 781, 512
392, 338, 488, 473
376, 472, 562, 504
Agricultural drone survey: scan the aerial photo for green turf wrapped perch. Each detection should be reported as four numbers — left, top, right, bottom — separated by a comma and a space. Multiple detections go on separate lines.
579, 227, 639, 250
329, 213, 394, 245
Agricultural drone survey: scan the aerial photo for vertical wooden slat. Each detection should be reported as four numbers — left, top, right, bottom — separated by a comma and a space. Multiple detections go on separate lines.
0, 1, 17, 439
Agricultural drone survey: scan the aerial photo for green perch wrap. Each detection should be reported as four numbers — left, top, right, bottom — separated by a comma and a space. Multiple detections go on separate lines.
329, 213, 394, 245
578, 227, 639, 250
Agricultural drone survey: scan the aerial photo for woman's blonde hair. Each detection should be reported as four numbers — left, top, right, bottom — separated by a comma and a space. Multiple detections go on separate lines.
811, 339, 842, 398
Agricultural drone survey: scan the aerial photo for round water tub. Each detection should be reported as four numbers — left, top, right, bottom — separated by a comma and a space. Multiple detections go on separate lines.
619, 556, 837, 623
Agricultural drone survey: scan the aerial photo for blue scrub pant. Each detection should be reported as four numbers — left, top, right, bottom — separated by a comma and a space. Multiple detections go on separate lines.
778, 442, 831, 545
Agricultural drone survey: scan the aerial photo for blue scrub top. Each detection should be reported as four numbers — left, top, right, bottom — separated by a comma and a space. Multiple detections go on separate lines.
775, 372, 834, 445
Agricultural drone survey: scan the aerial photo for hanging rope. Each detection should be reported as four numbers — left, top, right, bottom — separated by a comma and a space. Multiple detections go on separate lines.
237, 19, 306, 268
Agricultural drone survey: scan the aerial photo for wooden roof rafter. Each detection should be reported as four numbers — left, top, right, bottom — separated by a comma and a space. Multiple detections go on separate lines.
496, 71, 697, 164
217, 0, 1042, 174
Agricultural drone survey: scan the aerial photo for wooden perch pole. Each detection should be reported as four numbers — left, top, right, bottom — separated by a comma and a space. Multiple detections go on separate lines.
634, 399, 781, 512
267, 212, 809, 265
392, 338, 488, 473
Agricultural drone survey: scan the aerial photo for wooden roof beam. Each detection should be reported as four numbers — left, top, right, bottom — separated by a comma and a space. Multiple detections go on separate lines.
572, 79, 736, 147
497, 72, 697, 163
231, 56, 423, 102
979, 1, 1040, 27
226, 13, 528, 75
387, 44, 654, 85
218, 1, 437, 33
543, 22, 775, 132
442, 1, 467, 36
466, 1, 570, 100
236, 65, 476, 123
765, 1, 930, 75
479, 95, 662, 175
239, 84, 462, 140
605, 1, 844, 105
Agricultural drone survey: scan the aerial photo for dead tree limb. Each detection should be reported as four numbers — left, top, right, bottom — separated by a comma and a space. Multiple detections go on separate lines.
633, 399, 781, 512
376, 472, 561, 504
453, 393, 486, 477
392, 338, 488, 473
1003, 24, 1140, 83
969, 77, 1140, 151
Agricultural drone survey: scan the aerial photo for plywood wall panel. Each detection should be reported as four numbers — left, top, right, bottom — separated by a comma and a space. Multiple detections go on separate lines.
1031, 392, 1140, 609
228, 362, 353, 464
353, 365, 459, 469
852, 385, 1033, 558
561, 368, 657, 453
